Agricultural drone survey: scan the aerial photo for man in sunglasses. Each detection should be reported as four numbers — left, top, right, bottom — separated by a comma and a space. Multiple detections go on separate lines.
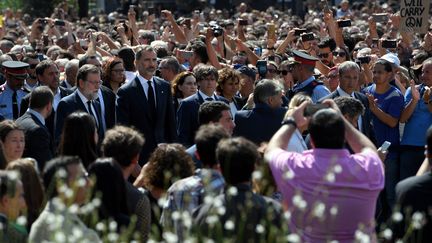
318, 38, 336, 68
288, 50, 330, 103
22, 53, 40, 91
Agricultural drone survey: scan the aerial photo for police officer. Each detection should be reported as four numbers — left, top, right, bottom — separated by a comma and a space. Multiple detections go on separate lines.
0, 61, 30, 119
287, 50, 330, 103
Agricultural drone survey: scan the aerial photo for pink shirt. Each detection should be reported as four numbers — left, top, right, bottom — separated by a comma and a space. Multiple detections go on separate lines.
269, 148, 384, 243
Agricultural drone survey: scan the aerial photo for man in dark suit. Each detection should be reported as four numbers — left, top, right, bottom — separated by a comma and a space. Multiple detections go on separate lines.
233, 79, 287, 145
20, 60, 72, 136
16, 86, 54, 171
116, 45, 177, 165
319, 61, 375, 142
177, 64, 228, 147
55, 64, 104, 143
79, 55, 116, 131
60, 59, 79, 89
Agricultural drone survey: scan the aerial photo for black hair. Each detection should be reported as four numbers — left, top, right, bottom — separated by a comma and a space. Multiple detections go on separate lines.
195, 124, 230, 167
309, 109, 345, 149
198, 101, 230, 125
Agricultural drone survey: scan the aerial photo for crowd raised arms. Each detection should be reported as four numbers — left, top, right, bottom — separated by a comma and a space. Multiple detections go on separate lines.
0, 1, 431, 241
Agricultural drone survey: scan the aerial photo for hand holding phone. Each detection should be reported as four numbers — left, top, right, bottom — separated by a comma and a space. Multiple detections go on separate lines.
379, 141, 391, 152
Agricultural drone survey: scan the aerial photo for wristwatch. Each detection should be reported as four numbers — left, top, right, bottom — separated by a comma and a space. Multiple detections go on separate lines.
281, 117, 297, 128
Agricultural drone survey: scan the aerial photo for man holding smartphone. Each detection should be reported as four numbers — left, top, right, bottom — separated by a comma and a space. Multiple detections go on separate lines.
288, 50, 330, 103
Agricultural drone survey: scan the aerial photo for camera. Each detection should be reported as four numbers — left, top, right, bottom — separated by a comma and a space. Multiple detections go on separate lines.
337, 19, 352, 28
301, 33, 315, 42
211, 25, 224, 37
382, 39, 397, 49
256, 60, 267, 77
358, 56, 371, 64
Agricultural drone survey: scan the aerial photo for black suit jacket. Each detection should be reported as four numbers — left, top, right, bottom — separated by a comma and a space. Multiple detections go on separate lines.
16, 112, 53, 171
55, 90, 104, 144
319, 90, 375, 143
20, 86, 72, 136
176, 92, 228, 147
116, 76, 177, 164
99, 85, 116, 130
233, 103, 287, 145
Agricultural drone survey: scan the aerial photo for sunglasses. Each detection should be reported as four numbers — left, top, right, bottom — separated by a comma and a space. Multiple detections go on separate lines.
318, 53, 330, 58
280, 70, 289, 76
267, 69, 279, 74
333, 51, 346, 57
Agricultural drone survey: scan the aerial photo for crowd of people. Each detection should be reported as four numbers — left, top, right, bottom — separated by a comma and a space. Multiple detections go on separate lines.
0, 0, 431, 242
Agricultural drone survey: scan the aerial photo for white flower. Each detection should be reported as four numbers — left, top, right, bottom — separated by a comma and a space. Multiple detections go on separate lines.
69, 204, 79, 214
54, 231, 66, 242
107, 232, 119, 242
224, 220, 234, 230
325, 172, 336, 183
255, 224, 265, 234
92, 198, 101, 207
204, 195, 213, 204
412, 212, 425, 229
292, 194, 307, 211
77, 177, 86, 187
283, 211, 292, 220
158, 197, 167, 207
283, 169, 295, 180
381, 228, 393, 240
312, 202, 326, 219
163, 231, 178, 242
252, 171, 263, 180
16, 216, 27, 226
205, 215, 219, 226
96, 222, 106, 231
287, 233, 300, 242
227, 187, 238, 196
172, 211, 181, 221
330, 206, 338, 216
333, 164, 342, 174
392, 212, 403, 222
109, 221, 118, 232
354, 230, 370, 243
217, 206, 226, 215
72, 226, 83, 239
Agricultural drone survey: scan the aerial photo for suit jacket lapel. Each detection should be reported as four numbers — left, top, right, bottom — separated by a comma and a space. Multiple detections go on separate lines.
134, 76, 153, 122
74, 91, 87, 111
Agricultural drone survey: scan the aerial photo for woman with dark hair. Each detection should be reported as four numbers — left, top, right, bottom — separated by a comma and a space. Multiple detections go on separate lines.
134, 143, 194, 240
88, 158, 130, 232
217, 68, 244, 115
0, 120, 25, 169
333, 47, 350, 65
102, 57, 125, 94
58, 112, 98, 169
6, 158, 45, 232
171, 71, 197, 111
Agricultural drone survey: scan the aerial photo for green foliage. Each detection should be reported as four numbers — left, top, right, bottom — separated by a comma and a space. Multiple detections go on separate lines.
0, 0, 24, 11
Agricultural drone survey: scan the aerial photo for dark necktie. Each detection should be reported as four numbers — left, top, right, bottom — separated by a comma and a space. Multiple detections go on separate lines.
12, 91, 18, 119
205, 97, 213, 101
86, 100, 99, 128
147, 80, 157, 119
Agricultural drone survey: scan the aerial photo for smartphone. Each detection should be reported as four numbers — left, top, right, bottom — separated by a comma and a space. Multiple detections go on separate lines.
372, 13, 389, 23
54, 19, 65, 26
0, 15, 3, 28
380, 141, 391, 152
267, 23, 276, 39
301, 33, 315, 42
358, 56, 371, 64
295, 28, 307, 36
79, 39, 88, 48
304, 104, 328, 116
179, 50, 193, 59
382, 39, 397, 49
337, 19, 352, 28
238, 19, 248, 26
256, 60, 268, 77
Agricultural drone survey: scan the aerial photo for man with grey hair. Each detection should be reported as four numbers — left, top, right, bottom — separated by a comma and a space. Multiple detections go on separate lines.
320, 61, 374, 141
158, 56, 184, 82
233, 79, 286, 145
61, 59, 79, 89
177, 64, 228, 146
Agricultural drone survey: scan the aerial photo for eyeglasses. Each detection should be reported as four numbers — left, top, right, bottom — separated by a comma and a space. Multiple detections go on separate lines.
86, 80, 103, 85
318, 53, 330, 58
333, 51, 346, 57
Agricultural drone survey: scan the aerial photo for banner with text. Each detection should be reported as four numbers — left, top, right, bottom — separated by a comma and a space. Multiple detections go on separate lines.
400, 0, 430, 33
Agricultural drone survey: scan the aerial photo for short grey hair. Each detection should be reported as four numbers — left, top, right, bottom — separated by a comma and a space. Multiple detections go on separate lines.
338, 61, 360, 76
253, 79, 283, 104
135, 45, 155, 61
160, 56, 183, 73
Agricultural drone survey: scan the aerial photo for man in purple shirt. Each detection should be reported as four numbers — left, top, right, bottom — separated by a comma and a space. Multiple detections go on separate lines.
265, 100, 384, 242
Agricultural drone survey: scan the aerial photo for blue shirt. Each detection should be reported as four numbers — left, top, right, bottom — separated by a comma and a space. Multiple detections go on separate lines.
365, 84, 404, 158
293, 76, 330, 103
401, 86, 432, 146
0, 83, 28, 120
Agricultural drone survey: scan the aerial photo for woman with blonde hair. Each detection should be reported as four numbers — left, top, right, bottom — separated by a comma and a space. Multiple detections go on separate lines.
285, 93, 312, 152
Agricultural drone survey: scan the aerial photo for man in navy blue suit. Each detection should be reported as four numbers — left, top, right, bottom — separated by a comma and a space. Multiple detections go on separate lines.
319, 61, 375, 143
177, 64, 228, 147
233, 79, 287, 145
116, 45, 177, 165
55, 64, 104, 144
